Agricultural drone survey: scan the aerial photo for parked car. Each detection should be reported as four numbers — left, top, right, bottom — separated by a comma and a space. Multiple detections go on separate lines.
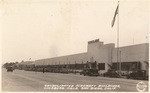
127, 69, 148, 80
6, 66, 13, 72
80, 68, 99, 76
103, 69, 120, 78
60, 68, 68, 74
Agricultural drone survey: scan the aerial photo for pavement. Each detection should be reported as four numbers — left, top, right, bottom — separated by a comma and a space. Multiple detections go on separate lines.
2, 68, 149, 92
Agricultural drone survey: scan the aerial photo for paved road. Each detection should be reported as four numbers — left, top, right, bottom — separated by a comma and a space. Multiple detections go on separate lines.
2, 68, 149, 92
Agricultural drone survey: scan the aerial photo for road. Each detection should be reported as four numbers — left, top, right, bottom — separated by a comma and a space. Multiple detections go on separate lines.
2, 68, 149, 92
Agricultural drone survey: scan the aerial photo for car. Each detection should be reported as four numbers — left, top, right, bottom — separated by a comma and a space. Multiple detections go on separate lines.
60, 68, 69, 74
6, 66, 13, 72
127, 69, 148, 80
103, 69, 120, 78
80, 68, 99, 76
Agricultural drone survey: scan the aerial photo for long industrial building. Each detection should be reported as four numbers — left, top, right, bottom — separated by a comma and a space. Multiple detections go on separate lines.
34, 39, 149, 74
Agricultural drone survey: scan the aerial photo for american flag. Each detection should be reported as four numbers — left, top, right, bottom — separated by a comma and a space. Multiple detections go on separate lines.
111, 4, 119, 27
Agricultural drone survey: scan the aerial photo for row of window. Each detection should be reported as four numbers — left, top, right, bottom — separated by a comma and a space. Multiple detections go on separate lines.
23, 62, 140, 71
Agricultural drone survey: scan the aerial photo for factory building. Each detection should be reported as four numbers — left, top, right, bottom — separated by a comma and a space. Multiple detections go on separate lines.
16, 61, 35, 70
35, 39, 149, 74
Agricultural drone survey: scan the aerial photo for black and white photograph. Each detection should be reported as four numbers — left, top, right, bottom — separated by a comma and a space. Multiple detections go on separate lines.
0, 0, 149, 92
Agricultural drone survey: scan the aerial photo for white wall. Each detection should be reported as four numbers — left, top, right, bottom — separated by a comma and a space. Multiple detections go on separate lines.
35, 53, 87, 66
112, 43, 149, 62
112, 43, 149, 70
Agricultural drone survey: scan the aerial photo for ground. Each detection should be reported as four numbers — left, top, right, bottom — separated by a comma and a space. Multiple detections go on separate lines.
2, 68, 149, 92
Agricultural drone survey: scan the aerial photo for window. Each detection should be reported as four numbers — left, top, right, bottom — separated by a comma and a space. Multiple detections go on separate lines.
98, 63, 105, 70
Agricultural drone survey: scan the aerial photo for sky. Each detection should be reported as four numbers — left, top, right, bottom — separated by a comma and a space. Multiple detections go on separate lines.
0, 0, 149, 63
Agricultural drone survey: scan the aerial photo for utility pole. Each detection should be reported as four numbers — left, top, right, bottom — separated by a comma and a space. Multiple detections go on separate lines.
120, 51, 121, 73
75, 61, 76, 74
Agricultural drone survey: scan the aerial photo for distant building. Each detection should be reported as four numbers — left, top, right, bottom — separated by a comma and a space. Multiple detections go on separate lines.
17, 61, 35, 70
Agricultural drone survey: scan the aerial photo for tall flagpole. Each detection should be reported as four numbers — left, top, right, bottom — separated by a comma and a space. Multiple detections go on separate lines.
117, 1, 120, 73
111, 1, 120, 73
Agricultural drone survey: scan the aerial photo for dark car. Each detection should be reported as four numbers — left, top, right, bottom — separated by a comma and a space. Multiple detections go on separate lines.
103, 69, 120, 78
127, 69, 148, 80
59, 68, 68, 74
80, 68, 99, 76
6, 66, 13, 72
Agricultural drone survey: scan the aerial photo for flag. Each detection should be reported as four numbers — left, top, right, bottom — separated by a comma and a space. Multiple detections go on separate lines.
111, 5, 119, 27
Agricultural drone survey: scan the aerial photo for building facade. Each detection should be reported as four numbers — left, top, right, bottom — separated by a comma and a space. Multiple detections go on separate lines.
34, 39, 149, 74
